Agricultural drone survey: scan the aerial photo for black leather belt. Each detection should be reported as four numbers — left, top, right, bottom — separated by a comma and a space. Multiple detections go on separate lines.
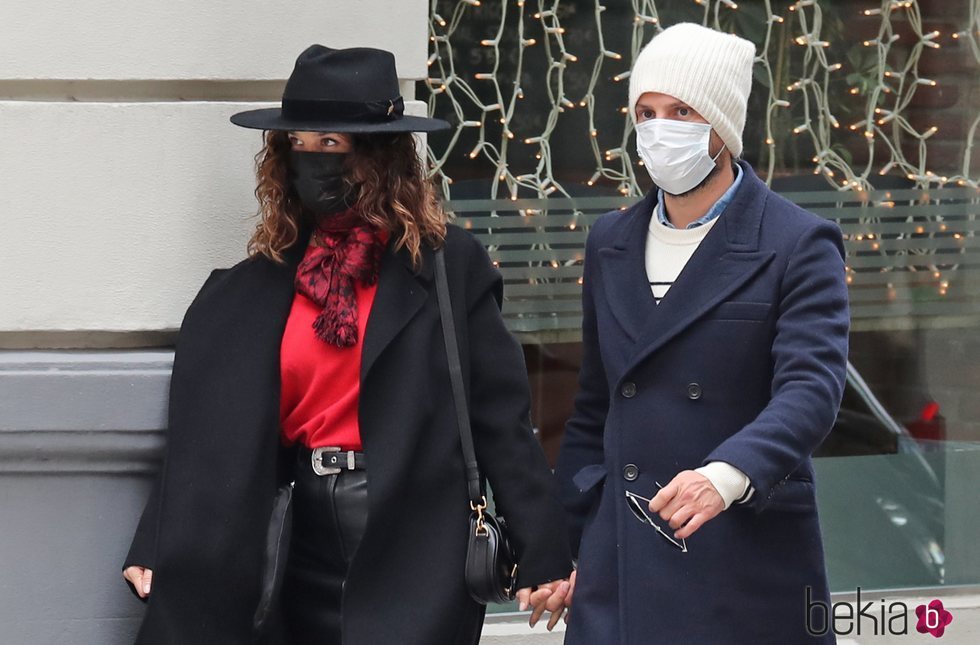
300, 446, 367, 475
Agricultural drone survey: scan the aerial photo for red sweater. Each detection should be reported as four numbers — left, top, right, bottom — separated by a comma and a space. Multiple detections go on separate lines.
278, 245, 381, 450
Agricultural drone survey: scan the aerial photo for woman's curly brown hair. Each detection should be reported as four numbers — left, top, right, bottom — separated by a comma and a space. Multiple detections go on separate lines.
246, 130, 447, 269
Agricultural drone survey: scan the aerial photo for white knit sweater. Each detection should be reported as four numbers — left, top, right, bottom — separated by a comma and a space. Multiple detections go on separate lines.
645, 210, 719, 304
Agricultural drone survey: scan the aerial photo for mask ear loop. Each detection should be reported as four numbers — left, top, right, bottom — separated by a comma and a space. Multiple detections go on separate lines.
708, 133, 726, 163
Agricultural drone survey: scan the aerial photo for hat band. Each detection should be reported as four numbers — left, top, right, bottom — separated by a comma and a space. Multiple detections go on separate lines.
281, 96, 405, 123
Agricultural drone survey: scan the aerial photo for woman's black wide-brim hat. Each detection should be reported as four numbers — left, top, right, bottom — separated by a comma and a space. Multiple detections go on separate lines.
230, 45, 450, 133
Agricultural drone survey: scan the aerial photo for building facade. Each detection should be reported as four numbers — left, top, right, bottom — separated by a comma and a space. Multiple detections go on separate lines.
1, 1, 979, 643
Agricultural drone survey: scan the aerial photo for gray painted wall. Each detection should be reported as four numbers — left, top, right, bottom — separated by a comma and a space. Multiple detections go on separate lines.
0, 350, 171, 645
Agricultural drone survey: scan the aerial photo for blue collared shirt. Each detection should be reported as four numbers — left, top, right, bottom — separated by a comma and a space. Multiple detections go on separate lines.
656, 164, 743, 229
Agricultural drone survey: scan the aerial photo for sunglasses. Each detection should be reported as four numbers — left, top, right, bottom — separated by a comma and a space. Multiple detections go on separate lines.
624, 485, 689, 553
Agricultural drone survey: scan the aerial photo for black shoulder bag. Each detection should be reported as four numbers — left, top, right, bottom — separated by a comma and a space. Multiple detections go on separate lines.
433, 248, 519, 605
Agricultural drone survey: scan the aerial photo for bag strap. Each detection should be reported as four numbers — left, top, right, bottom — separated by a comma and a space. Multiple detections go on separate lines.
433, 248, 485, 505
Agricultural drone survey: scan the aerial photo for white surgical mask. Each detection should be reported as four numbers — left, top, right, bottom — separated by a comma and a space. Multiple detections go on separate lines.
635, 119, 723, 195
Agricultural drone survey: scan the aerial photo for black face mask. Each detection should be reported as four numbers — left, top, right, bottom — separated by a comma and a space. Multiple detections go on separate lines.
288, 150, 355, 218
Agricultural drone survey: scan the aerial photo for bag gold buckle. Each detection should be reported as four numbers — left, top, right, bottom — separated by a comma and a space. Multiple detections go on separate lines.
470, 495, 489, 537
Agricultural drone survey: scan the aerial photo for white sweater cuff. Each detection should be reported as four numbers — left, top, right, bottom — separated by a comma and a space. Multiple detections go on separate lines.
695, 462, 753, 510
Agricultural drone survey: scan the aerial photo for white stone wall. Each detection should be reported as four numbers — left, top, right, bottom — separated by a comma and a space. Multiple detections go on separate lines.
0, 0, 429, 334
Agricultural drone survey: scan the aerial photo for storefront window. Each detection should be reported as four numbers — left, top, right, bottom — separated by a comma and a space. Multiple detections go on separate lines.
422, 0, 980, 594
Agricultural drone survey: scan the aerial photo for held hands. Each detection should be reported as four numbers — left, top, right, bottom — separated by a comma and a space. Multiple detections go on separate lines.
649, 470, 725, 540
514, 472, 721, 633
119, 476, 716, 618
517, 569, 576, 631
123, 566, 153, 598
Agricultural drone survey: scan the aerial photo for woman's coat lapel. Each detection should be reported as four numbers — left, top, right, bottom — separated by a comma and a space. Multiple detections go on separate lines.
360, 240, 434, 382
240, 226, 436, 393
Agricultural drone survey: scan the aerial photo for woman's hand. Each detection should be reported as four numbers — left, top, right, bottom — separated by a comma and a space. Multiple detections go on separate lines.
123, 566, 153, 598
517, 570, 576, 631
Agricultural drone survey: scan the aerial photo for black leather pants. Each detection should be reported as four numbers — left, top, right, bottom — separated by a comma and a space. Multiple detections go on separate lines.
281, 456, 368, 645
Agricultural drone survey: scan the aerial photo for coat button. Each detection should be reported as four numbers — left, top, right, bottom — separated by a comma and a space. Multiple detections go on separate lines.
623, 464, 639, 481
621, 382, 637, 398
687, 383, 702, 400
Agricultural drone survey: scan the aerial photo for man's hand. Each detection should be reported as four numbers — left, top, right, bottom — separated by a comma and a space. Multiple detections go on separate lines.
649, 470, 724, 539
123, 566, 153, 598
517, 570, 576, 630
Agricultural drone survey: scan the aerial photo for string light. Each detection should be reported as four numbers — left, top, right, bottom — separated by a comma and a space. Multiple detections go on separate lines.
423, 0, 979, 211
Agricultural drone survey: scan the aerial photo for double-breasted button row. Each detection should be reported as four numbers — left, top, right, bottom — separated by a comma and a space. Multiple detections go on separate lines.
620, 381, 701, 399
623, 464, 639, 481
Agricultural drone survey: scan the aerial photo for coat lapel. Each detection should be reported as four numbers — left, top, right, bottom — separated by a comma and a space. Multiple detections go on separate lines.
222, 224, 432, 396
239, 224, 311, 387
360, 238, 433, 382
620, 163, 776, 375
596, 190, 659, 343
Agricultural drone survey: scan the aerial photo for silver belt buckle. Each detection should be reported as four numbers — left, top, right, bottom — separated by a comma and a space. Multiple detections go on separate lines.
311, 446, 342, 476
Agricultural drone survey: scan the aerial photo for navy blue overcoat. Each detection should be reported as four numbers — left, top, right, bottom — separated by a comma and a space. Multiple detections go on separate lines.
556, 162, 849, 644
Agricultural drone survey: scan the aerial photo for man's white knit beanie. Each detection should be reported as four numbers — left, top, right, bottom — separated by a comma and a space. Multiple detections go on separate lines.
629, 23, 756, 158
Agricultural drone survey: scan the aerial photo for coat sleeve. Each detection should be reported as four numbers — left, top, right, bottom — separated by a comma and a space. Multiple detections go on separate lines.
703, 220, 850, 511
120, 268, 229, 598
553, 225, 610, 558
122, 473, 161, 602
459, 234, 574, 588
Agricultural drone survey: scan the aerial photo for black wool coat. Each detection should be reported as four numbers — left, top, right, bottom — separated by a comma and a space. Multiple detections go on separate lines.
124, 224, 573, 645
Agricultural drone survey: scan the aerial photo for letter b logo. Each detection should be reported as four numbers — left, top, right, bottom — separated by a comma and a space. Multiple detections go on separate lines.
915, 599, 953, 638
805, 586, 829, 636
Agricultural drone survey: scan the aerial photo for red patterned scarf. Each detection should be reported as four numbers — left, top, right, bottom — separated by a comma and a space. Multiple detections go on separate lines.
294, 208, 386, 347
